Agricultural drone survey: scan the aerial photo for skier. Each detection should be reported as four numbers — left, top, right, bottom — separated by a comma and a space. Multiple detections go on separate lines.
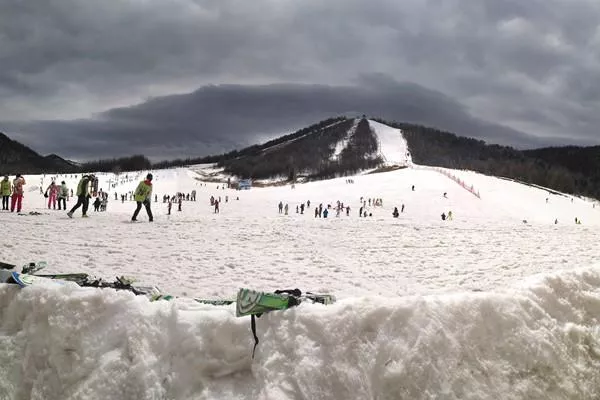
392, 207, 399, 218
131, 173, 153, 222
323, 208, 329, 218
214, 199, 220, 213
10, 174, 26, 213
93, 197, 101, 212
401, 204, 405, 213
0, 175, 10, 210
68, 174, 94, 218
57, 181, 68, 210
45, 181, 59, 209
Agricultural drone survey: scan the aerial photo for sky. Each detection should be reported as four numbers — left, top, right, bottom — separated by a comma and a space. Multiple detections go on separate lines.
2, 0, 600, 161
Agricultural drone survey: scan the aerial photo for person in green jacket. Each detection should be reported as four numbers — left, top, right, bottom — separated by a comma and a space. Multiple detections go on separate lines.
67, 174, 94, 218
0, 175, 10, 211
131, 173, 153, 222
1, 175, 11, 210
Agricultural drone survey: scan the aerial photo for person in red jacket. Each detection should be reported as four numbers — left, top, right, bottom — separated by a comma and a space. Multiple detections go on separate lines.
10, 174, 25, 213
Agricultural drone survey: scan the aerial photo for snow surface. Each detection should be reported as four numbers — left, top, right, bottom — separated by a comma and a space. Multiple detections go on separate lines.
368, 119, 411, 166
2, 162, 600, 399
331, 119, 358, 161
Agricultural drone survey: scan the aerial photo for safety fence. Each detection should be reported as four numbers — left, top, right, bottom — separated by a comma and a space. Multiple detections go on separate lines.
412, 165, 481, 199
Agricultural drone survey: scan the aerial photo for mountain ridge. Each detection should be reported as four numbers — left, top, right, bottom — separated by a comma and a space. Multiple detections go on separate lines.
1, 117, 599, 199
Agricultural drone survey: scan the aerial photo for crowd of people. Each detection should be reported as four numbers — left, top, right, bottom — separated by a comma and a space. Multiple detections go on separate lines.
1, 173, 594, 226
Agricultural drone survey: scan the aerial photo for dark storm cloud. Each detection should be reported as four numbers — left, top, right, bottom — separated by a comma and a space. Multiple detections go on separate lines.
1, 0, 600, 156
0, 78, 577, 162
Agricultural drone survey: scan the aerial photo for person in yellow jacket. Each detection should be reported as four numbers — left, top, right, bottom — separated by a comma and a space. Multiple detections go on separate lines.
67, 174, 94, 218
131, 173, 153, 222
1, 175, 11, 210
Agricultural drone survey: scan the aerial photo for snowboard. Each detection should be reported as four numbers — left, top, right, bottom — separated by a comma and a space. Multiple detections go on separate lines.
236, 288, 336, 317
0, 261, 48, 274
9, 272, 70, 288
235, 288, 336, 358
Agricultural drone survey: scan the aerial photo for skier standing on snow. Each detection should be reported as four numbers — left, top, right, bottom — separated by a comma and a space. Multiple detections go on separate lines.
45, 181, 59, 209
131, 173, 153, 222
1, 175, 10, 210
10, 174, 26, 213
68, 174, 94, 218
57, 181, 69, 210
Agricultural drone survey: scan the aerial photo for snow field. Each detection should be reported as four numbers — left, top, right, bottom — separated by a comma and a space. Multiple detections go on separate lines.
2, 130, 600, 398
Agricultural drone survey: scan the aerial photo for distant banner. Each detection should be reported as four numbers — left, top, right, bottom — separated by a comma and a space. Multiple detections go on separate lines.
238, 179, 252, 190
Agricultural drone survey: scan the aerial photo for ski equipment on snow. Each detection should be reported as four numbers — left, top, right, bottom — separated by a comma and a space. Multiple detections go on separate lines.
236, 288, 336, 358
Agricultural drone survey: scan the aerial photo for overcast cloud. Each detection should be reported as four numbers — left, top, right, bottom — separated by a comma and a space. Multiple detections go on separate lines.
1, 0, 600, 161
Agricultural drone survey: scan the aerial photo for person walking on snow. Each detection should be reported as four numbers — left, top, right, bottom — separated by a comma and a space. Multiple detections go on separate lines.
1, 175, 10, 210
10, 174, 25, 213
45, 181, 59, 209
57, 181, 68, 210
67, 174, 94, 218
131, 173, 153, 222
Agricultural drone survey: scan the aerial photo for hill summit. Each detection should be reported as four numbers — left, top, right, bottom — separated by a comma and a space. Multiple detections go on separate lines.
217, 117, 412, 181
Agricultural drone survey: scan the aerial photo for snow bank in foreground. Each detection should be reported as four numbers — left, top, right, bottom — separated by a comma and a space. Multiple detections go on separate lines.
2, 267, 600, 400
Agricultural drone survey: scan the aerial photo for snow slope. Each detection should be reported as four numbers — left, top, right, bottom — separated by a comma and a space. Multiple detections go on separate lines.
1, 164, 600, 399
368, 119, 411, 166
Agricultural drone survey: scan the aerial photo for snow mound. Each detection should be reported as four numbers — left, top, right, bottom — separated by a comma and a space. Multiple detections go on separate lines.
2, 267, 600, 399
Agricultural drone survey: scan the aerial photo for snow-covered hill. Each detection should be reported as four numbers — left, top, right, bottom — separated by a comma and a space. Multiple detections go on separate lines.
367, 119, 412, 166
1, 162, 600, 399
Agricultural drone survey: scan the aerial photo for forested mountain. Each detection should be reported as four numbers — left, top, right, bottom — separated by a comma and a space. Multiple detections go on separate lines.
0, 132, 78, 174
2, 117, 600, 199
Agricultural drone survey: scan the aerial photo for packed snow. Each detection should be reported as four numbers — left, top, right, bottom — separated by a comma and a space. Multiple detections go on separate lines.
2, 160, 600, 398
368, 119, 411, 166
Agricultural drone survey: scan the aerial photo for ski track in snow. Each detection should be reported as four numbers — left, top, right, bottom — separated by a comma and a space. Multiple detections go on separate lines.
2, 161, 600, 399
